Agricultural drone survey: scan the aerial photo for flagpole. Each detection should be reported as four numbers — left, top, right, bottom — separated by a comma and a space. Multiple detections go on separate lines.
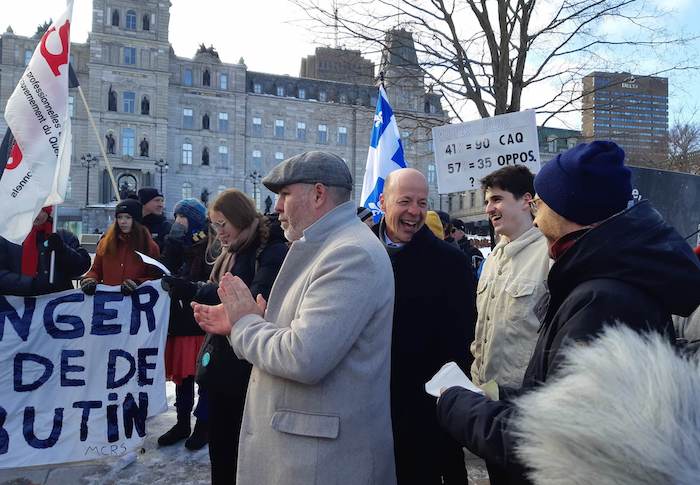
76, 85, 120, 201
48, 204, 58, 284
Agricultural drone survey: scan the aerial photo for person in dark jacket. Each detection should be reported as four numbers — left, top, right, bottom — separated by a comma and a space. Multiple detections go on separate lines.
374, 168, 476, 485
437, 141, 700, 485
193, 189, 288, 485
139, 187, 172, 251
452, 218, 484, 276
0, 206, 91, 296
158, 198, 212, 450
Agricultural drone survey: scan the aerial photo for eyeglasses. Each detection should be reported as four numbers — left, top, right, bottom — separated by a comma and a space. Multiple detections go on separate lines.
529, 197, 541, 215
209, 219, 228, 232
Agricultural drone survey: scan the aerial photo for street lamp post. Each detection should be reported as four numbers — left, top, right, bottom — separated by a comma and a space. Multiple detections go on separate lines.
247, 171, 262, 209
154, 158, 169, 193
80, 153, 98, 207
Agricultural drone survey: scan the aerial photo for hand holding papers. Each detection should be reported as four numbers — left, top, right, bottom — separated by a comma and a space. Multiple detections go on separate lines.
425, 361, 485, 397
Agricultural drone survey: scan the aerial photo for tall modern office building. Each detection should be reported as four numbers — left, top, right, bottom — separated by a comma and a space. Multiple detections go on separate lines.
0, 2, 445, 234
581, 71, 668, 166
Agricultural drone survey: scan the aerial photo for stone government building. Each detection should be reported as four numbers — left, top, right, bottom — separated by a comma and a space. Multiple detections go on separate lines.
0, 0, 447, 235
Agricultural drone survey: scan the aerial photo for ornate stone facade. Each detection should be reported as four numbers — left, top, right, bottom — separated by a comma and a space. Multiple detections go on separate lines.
0, 1, 446, 234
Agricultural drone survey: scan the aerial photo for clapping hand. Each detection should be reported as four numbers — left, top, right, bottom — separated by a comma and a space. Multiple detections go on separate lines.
192, 273, 266, 335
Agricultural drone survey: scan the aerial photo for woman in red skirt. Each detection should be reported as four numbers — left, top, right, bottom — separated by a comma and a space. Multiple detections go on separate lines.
158, 198, 212, 450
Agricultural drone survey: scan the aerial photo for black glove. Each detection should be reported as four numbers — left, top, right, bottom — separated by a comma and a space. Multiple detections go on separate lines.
80, 278, 97, 295
45, 233, 65, 252
121, 279, 138, 295
161, 275, 198, 300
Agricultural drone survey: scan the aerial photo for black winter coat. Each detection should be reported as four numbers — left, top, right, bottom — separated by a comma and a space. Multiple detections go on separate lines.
373, 223, 476, 484
159, 232, 212, 336
194, 229, 288, 397
437, 201, 700, 485
0, 229, 91, 296
142, 213, 172, 252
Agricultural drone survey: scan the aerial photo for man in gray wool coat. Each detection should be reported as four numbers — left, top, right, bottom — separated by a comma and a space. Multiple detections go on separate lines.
194, 151, 397, 485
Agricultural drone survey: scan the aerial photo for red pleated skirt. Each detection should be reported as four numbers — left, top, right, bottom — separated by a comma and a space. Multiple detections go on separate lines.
164, 335, 206, 385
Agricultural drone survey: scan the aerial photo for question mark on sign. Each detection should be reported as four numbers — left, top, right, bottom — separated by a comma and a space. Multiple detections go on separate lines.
469, 177, 475, 187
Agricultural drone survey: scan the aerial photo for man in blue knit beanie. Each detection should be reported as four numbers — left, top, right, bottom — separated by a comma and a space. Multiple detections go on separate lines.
436, 140, 700, 485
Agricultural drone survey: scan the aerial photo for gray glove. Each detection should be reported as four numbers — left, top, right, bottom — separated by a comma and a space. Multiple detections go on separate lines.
121, 279, 138, 295
80, 278, 97, 295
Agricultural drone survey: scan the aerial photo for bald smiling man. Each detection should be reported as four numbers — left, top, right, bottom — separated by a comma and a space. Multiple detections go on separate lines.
373, 168, 477, 485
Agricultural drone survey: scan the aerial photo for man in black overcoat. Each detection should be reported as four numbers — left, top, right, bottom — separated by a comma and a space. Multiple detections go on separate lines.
372, 167, 476, 484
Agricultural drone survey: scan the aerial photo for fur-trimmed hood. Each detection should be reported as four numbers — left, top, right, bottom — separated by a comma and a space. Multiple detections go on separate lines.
513, 325, 700, 485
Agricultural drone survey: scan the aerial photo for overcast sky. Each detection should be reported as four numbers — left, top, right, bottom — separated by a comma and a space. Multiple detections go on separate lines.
3, 0, 700, 130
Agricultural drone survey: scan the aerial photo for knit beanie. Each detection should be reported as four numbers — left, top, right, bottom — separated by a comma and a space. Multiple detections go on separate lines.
534, 141, 631, 225
115, 199, 143, 223
173, 198, 207, 236
138, 187, 163, 206
425, 211, 444, 240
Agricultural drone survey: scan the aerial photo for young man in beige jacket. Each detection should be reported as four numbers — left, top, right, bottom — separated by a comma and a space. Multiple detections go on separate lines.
470, 165, 550, 389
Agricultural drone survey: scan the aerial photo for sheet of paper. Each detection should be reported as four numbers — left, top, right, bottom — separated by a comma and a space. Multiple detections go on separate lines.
425, 361, 485, 397
135, 251, 171, 275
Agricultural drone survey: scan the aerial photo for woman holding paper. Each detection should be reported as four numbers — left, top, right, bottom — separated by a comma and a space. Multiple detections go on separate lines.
80, 199, 160, 295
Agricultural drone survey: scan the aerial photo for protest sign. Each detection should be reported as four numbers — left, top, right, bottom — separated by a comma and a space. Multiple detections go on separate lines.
431, 110, 541, 194
0, 281, 169, 468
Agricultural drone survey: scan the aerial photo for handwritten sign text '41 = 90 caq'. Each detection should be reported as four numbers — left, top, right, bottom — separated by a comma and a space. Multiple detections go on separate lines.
431, 110, 541, 194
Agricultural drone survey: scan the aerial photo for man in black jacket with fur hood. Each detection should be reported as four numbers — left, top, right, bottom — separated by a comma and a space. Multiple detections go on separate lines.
373, 168, 476, 485
437, 141, 700, 485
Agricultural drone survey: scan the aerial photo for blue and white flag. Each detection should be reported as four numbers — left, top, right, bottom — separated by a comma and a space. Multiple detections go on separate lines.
360, 86, 406, 221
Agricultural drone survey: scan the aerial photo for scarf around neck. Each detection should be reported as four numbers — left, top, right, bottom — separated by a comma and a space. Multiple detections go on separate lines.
22, 208, 54, 277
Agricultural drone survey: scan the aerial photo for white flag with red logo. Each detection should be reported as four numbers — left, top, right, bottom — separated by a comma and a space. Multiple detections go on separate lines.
0, 1, 74, 244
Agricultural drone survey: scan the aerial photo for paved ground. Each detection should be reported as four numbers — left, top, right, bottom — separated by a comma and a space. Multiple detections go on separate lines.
0, 383, 489, 485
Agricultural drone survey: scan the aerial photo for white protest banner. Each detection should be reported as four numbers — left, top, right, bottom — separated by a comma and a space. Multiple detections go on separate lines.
0, 1, 74, 244
0, 281, 169, 468
431, 110, 541, 194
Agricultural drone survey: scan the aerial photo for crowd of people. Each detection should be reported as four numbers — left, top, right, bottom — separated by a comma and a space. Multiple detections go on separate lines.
2, 140, 700, 484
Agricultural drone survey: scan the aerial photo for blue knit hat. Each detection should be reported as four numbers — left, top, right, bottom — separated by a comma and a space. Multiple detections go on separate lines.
534, 141, 631, 225
173, 198, 207, 236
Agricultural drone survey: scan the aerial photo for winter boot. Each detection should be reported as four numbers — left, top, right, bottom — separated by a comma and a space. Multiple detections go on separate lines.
184, 419, 209, 451
158, 417, 191, 446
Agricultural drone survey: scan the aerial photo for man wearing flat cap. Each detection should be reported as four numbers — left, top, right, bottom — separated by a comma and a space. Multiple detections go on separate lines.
193, 151, 397, 484
436, 141, 700, 485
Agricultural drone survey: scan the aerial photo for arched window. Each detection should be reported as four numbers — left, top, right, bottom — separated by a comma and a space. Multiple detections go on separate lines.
125, 10, 137, 30
182, 182, 193, 199
202, 113, 210, 130
218, 145, 228, 166
202, 147, 210, 166
111, 9, 120, 27
182, 141, 193, 165
203, 69, 211, 87
142, 14, 150, 31
122, 128, 135, 156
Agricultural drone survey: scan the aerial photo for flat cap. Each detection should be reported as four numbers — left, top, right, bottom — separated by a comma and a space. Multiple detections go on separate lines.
262, 151, 353, 193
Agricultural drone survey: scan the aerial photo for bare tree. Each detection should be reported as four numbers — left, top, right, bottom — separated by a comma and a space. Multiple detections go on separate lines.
667, 122, 700, 174
292, 0, 697, 125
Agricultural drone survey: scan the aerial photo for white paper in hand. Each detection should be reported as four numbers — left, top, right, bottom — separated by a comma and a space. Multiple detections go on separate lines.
135, 251, 171, 275
425, 361, 485, 397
